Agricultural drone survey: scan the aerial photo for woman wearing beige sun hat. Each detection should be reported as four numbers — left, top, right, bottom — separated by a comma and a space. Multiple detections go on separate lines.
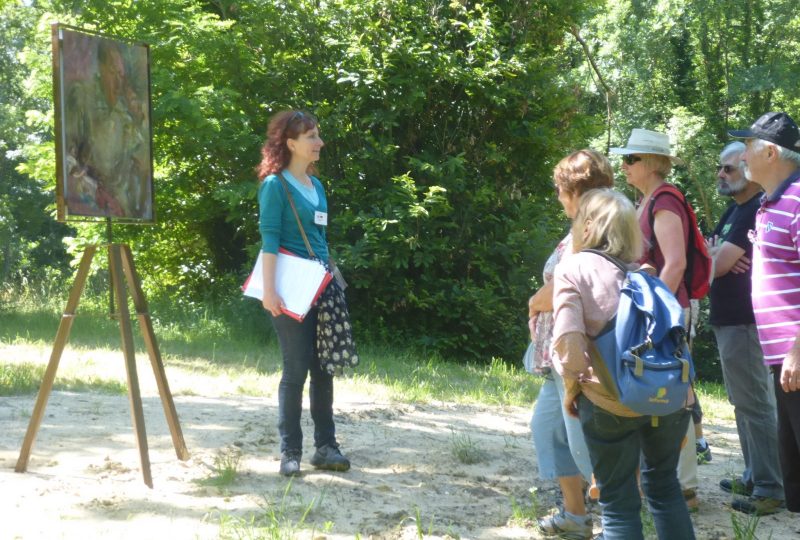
610, 128, 704, 511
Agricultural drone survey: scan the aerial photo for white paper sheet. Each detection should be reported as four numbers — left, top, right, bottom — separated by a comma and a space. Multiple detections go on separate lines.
243, 250, 332, 320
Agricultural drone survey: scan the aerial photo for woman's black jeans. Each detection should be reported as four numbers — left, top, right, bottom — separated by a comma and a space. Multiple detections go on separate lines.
271, 308, 336, 454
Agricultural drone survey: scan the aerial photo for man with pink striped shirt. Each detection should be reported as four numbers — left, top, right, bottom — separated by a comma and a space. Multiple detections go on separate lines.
730, 111, 800, 514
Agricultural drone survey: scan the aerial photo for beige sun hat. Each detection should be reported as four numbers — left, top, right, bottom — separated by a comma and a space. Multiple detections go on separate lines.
609, 128, 685, 166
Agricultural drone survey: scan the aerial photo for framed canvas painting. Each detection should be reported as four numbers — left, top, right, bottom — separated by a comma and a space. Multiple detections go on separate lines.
52, 24, 154, 222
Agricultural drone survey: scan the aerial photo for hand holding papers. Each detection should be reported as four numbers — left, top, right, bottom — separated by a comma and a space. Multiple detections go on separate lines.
243, 249, 332, 321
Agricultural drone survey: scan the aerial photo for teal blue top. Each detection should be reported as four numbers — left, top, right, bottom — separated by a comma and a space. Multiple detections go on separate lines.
282, 169, 319, 207
258, 171, 329, 261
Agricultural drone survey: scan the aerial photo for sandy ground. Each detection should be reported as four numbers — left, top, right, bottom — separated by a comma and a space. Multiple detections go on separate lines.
1, 357, 799, 539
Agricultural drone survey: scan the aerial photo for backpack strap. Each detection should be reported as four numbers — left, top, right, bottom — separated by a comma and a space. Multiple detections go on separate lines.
582, 248, 628, 274
646, 184, 688, 264
647, 184, 701, 297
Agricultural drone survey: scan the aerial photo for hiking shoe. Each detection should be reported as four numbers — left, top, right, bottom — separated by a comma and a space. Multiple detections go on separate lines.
731, 496, 785, 515
696, 440, 712, 464
279, 451, 301, 477
310, 444, 350, 471
683, 488, 699, 513
720, 478, 753, 496
537, 510, 593, 540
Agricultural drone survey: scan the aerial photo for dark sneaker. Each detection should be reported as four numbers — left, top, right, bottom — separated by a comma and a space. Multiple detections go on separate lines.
696, 441, 712, 464
720, 478, 753, 496
310, 444, 350, 471
537, 510, 593, 539
731, 496, 785, 515
279, 451, 301, 477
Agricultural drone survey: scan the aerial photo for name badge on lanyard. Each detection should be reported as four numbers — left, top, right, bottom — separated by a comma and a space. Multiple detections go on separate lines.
314, 211, 328, 226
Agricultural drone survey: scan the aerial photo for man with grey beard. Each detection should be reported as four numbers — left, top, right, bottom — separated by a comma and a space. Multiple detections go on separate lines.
706, 141, 784, 513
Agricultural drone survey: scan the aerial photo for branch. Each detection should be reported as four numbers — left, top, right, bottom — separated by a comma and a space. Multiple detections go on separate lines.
569, 25, 611, 94
569, 25, 614, 154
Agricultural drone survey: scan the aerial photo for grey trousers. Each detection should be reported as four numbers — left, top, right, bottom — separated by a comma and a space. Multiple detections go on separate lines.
712, 324, 784, 499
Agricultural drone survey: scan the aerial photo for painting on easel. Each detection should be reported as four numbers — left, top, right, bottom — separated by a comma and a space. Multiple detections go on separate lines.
52, 24, 154, 223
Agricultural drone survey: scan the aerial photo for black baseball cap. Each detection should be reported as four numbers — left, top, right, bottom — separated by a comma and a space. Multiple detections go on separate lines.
728, 112, 800, 152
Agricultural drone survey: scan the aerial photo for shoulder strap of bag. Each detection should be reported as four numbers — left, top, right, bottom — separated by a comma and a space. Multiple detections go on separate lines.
582, 248, 628, 274
648, 184, 708, 297
277, 172, 316, 259
647, 184, 687, 264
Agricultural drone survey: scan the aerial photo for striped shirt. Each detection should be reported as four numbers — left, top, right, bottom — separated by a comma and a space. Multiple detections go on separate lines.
752, 168, 800, 365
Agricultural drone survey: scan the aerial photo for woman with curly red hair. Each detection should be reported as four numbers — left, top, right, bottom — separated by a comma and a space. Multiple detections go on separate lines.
256, 110, 353, 476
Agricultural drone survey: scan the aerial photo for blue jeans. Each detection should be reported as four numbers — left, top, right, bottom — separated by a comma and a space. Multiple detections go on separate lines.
578, 395, 695, 540
271, 308, 336, 454
530, 372, 592, 481
713, 324, 783, 499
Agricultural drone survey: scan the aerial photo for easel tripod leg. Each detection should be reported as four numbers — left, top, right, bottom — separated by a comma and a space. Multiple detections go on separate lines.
15, 246, 97, 473
109, 244, 153, 488
119, 244, 189, 461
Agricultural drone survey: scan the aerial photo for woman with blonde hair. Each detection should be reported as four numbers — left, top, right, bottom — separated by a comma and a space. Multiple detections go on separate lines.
528, 149, 612, 538
552, 189, 695, 539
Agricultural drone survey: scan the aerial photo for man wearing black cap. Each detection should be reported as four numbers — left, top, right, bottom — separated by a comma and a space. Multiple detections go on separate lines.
730, 111, 800, 514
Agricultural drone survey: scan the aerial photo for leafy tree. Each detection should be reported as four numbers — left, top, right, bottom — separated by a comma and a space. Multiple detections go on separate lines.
563, 0, 800, 379
0, 2, 71, 289
20, 0, 797, 365
570, 0, 800, 225
8, 0, 604, 361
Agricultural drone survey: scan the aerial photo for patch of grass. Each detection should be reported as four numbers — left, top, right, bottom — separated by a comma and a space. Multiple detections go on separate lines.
0, 362, 43, 395
198, 447, 242, 488
58, 375, 127, 394
731, 511, 772, 540
0, 294, 280, 398
450, 429, 488, 464
0, 362, 126, 396
720, 464, 740, 493
1, 293, 541, 406
0, 292, 275, 373
694, 380, 735, 423
217, 479, 330, 539
503, 434, 520, 449
340, 346, 541, 407
413, 506, 433, 539
509, 487, 543, 525
394, 507, 446, 539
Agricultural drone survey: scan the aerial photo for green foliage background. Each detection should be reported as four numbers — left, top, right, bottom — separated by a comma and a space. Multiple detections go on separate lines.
1, 0, 799, 369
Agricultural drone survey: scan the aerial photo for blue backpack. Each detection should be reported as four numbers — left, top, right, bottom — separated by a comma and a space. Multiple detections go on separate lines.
584, 250, 694, 420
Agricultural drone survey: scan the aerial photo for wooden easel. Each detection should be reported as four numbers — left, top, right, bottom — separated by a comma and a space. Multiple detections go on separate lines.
14, 243, 189, 487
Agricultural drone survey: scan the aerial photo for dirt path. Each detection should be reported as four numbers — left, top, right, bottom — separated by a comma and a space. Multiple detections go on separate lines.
1, 381, 798, 538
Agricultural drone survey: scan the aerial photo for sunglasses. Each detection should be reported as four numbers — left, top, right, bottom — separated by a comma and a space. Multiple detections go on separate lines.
622, 155, 642, 165
284, 111, 306, 135
716, 164, 737, 174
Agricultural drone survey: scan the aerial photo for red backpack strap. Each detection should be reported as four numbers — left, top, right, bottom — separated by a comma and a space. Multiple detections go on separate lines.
647, 184, 709, 299
647, 184, 686, 265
